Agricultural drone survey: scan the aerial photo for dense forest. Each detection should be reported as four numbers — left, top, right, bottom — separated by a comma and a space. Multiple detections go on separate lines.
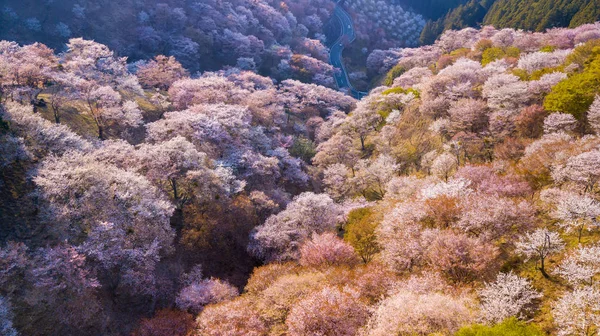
3, 9, 600, 333
420, 0, 600, 45
0, 0, 425, 91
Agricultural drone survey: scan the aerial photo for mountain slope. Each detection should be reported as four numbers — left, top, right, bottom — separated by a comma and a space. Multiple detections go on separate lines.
484, 0, 600, 31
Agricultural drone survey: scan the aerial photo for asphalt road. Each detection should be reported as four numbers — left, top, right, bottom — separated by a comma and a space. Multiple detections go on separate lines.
328, 3, 368, 99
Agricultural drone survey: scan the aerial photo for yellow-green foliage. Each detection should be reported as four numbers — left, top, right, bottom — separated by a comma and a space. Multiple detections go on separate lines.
344, 207, 381, 263
381, 86, 420, 98
539, 45, 556, 53
481, 46, 521, 66
514, 66, 566, 81
564, 39, 600, 68
544, 51, 600, 121
384, 64, 406, 86
454, 318, 544, 336
529, 66, 565, 80
36, 93, 98, 137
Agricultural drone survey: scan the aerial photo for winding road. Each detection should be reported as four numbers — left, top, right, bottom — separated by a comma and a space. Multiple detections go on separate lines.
328, 2, 369, 99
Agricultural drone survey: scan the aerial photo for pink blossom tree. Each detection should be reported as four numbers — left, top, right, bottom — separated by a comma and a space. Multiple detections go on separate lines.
431, 152, 459, 181
137, 55, 189, 90
285, 286, 368, 336
176, 277, 238, 314
553, 149, 600, 192
448, 99, 489, 134
424, 229, 500, 282
363, 289, 474, 336
456, 194, 536, 241
248, 192, 342, 262
196, 297, 267, 336
299, 233, 359, 268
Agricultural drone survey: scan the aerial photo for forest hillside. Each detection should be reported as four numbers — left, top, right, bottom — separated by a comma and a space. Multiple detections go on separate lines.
3, 3, 600, 336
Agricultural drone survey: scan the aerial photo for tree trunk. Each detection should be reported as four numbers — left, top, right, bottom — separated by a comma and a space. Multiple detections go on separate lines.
170, 179, 185, 230
52, 106, 60, 124
540, 257, 550, 278
579, 224, 585, 243
98, 125, 104, 140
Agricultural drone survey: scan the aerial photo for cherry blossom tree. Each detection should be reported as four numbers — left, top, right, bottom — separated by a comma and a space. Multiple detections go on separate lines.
26, 245, 103, 334
528, 72, 567, 98
0, 133, 30, 168
248, 192, 342, 262
588, 95, 600, 135
515, 229, 565, 277
34, 152, 175, 249
80, 221, 165, 298
299, 233, 359, 268
457, 194, 536, 240
0, 296, 17, 336
448, 99, 489, 134
353, 155, 400, 199
455, 165, 532, 197
420, 177, 473, 200
167, 75, 245, 109
136, 55, 189, 90
62, 38, 138, 91
346, 101, 383, 151
1, 102, 91, 157
517, 49, 572, 73
137, 136, 244, 211
431, 152, 459, 181
82, 86, 143, 139
478, 272, 542, 324
424, 229, 500, 282
482, 74, 530, 110
555, 244, 600, 286
195, 297, 267, 336
0, 42, 57, 104
363, 289, 474, 336
553, 149, 600, 192
553, 286, 600, 336
323, 163, 354, 200
285, 286, 368, 336
176, 277, 238, 314
376, 202, 426, 272
47, 72, 78, 124
543, 113, 578, 134
313, 133, 361, 170
551, 192, 600, 242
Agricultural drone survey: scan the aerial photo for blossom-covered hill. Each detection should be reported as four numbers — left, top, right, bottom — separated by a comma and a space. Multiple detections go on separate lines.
3, 18, 600, 336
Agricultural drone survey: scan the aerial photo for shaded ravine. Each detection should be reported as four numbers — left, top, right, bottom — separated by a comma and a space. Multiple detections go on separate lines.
328, 2, 369, 99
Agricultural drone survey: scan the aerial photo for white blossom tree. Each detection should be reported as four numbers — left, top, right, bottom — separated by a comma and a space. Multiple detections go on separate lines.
543, 113, 578, 134
478, 272, 542, 324
588, 95, 600, 135
431, 152, 458, 182
515, 229, 565, 277
553, 286, 600, 336
552, 192, 600, 242
555, 244, 600, 286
